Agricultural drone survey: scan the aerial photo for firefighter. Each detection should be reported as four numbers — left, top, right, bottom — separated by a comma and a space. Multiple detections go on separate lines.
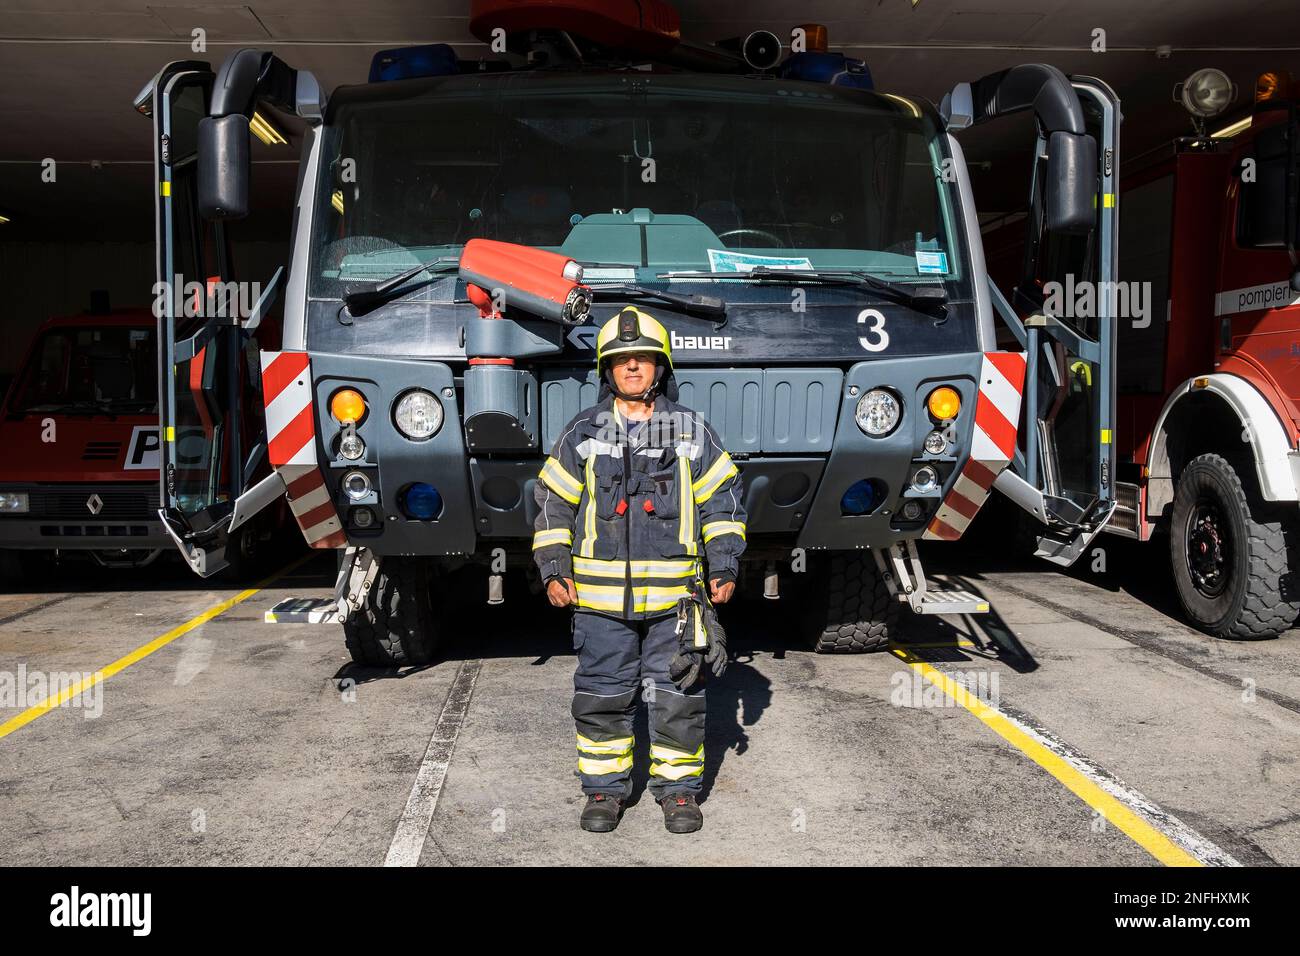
532, 306, 747, 834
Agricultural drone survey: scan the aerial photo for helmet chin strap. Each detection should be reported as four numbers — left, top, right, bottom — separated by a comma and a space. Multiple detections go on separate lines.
605, 363, 666, 404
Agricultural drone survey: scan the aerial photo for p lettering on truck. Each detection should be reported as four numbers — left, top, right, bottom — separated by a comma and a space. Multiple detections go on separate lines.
124, 426, 161, 471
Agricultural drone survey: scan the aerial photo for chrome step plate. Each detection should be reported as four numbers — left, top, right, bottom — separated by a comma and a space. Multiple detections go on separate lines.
915, 588, 990, 615
265, 597, 341, 625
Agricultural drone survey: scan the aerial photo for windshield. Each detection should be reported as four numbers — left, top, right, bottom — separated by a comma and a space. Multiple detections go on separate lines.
309, 72, 968, 300
10, 326, 157, 415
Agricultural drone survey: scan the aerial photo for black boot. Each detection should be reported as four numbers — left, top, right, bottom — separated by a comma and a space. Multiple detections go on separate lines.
579, 793, 624, 832
659, 793, 703, 833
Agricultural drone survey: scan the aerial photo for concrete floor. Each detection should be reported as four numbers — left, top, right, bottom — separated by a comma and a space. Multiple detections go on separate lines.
1, 534, 1297, 867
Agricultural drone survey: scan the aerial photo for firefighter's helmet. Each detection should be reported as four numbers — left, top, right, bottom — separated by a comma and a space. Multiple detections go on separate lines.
596, 306, 673, 371
595, 307, 676, 401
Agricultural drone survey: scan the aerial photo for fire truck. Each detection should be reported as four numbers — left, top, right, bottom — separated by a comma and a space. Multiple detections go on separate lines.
0, 310, 168, 574
1106, 70, 1299, 639
137, 0, 1121, 665
982, 68, 1300, 640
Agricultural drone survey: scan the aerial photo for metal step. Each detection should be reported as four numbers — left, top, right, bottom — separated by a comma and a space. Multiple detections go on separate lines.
914, 588, 990, 615
1107, 481, 1140, 538
265, 597, 341, 625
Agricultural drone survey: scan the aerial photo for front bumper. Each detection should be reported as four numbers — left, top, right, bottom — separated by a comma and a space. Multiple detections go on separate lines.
301, 352, 989, 555
0, 484, 169, 550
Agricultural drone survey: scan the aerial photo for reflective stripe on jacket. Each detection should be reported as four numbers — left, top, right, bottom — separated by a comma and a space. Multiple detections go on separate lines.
532, 395, 747, 619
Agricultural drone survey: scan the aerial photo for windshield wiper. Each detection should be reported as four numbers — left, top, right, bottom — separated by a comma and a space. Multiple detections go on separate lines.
341, 256, 460, 318
657, 267, 947, 312
589, 284, 726, 320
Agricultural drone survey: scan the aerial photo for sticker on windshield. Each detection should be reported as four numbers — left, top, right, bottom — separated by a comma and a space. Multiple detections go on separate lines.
915, 250, 949, 275
706, 250, 813, 273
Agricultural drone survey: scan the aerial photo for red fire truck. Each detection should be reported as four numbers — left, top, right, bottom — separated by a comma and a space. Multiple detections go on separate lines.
0, 311, 169, 574
989, 68, 1300, 639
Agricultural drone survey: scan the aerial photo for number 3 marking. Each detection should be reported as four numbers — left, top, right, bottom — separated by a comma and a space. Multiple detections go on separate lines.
857, 308, 889, 352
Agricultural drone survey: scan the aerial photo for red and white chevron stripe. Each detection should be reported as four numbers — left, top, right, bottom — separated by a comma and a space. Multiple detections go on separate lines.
260, 351, 347, 549
923, 351, 1027, 542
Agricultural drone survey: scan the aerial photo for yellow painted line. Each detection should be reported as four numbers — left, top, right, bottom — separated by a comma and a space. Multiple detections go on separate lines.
891, 647, 1201, 867
0, 555, 311, 742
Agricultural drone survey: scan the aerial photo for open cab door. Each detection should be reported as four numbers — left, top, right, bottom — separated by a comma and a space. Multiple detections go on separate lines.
136, 61, 279, 576
945, 67, 1121, 566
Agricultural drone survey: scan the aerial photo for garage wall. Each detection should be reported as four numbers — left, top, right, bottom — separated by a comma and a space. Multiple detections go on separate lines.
0, 241, 155, 382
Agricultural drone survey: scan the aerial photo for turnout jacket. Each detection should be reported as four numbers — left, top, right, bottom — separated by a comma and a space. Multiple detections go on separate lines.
532, 394, 747, 619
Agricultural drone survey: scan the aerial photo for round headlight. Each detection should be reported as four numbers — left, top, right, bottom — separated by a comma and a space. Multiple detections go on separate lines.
855, 388, 901, 437
394, 389, 443, 440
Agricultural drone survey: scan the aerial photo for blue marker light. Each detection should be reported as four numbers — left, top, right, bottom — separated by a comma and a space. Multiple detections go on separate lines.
402, 482, 443, 520
841, 479, 881, 516
369, 44, 459, 83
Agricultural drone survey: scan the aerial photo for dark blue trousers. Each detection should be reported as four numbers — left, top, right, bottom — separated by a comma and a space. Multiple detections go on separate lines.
571, 610, 706, 799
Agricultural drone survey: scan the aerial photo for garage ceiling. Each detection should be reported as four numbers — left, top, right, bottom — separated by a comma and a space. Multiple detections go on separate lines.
1, 0, 1298, 239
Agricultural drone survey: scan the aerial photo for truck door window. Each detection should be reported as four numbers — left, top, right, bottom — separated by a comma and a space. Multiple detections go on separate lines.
1116, 174, 1173, 394
1236, 119, 1297, 249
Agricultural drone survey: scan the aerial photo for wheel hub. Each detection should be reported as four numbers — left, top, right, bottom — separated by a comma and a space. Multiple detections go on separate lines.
1186, 502, 1228, 598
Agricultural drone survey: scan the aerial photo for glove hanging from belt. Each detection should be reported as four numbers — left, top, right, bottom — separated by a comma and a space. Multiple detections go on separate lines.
667, 584, 727, 691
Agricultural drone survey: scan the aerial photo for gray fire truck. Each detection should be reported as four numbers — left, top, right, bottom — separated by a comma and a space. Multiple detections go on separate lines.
136, 1, 1119, 665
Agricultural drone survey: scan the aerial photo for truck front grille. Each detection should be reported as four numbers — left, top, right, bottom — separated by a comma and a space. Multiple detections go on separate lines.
25, 488, 157, 521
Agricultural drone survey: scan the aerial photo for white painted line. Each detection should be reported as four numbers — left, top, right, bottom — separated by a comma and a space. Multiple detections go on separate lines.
384, 659, 482, 867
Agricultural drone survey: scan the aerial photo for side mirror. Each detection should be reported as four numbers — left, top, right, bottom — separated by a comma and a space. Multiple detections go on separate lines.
1045, 130, 1098, 235
197, 114, 250, 221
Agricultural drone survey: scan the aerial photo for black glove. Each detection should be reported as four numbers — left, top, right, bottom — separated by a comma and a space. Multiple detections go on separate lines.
668, 643, 703, 690
667, 592, 727, 690
703, 600, 727, 679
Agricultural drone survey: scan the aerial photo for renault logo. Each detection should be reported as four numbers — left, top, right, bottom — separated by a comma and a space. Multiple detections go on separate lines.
86, 493, 103, 516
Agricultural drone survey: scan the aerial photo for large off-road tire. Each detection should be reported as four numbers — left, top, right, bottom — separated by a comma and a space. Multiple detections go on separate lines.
344, 556, 441, 665
806, 553, 898, 653
1169, 453, 1299, 640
